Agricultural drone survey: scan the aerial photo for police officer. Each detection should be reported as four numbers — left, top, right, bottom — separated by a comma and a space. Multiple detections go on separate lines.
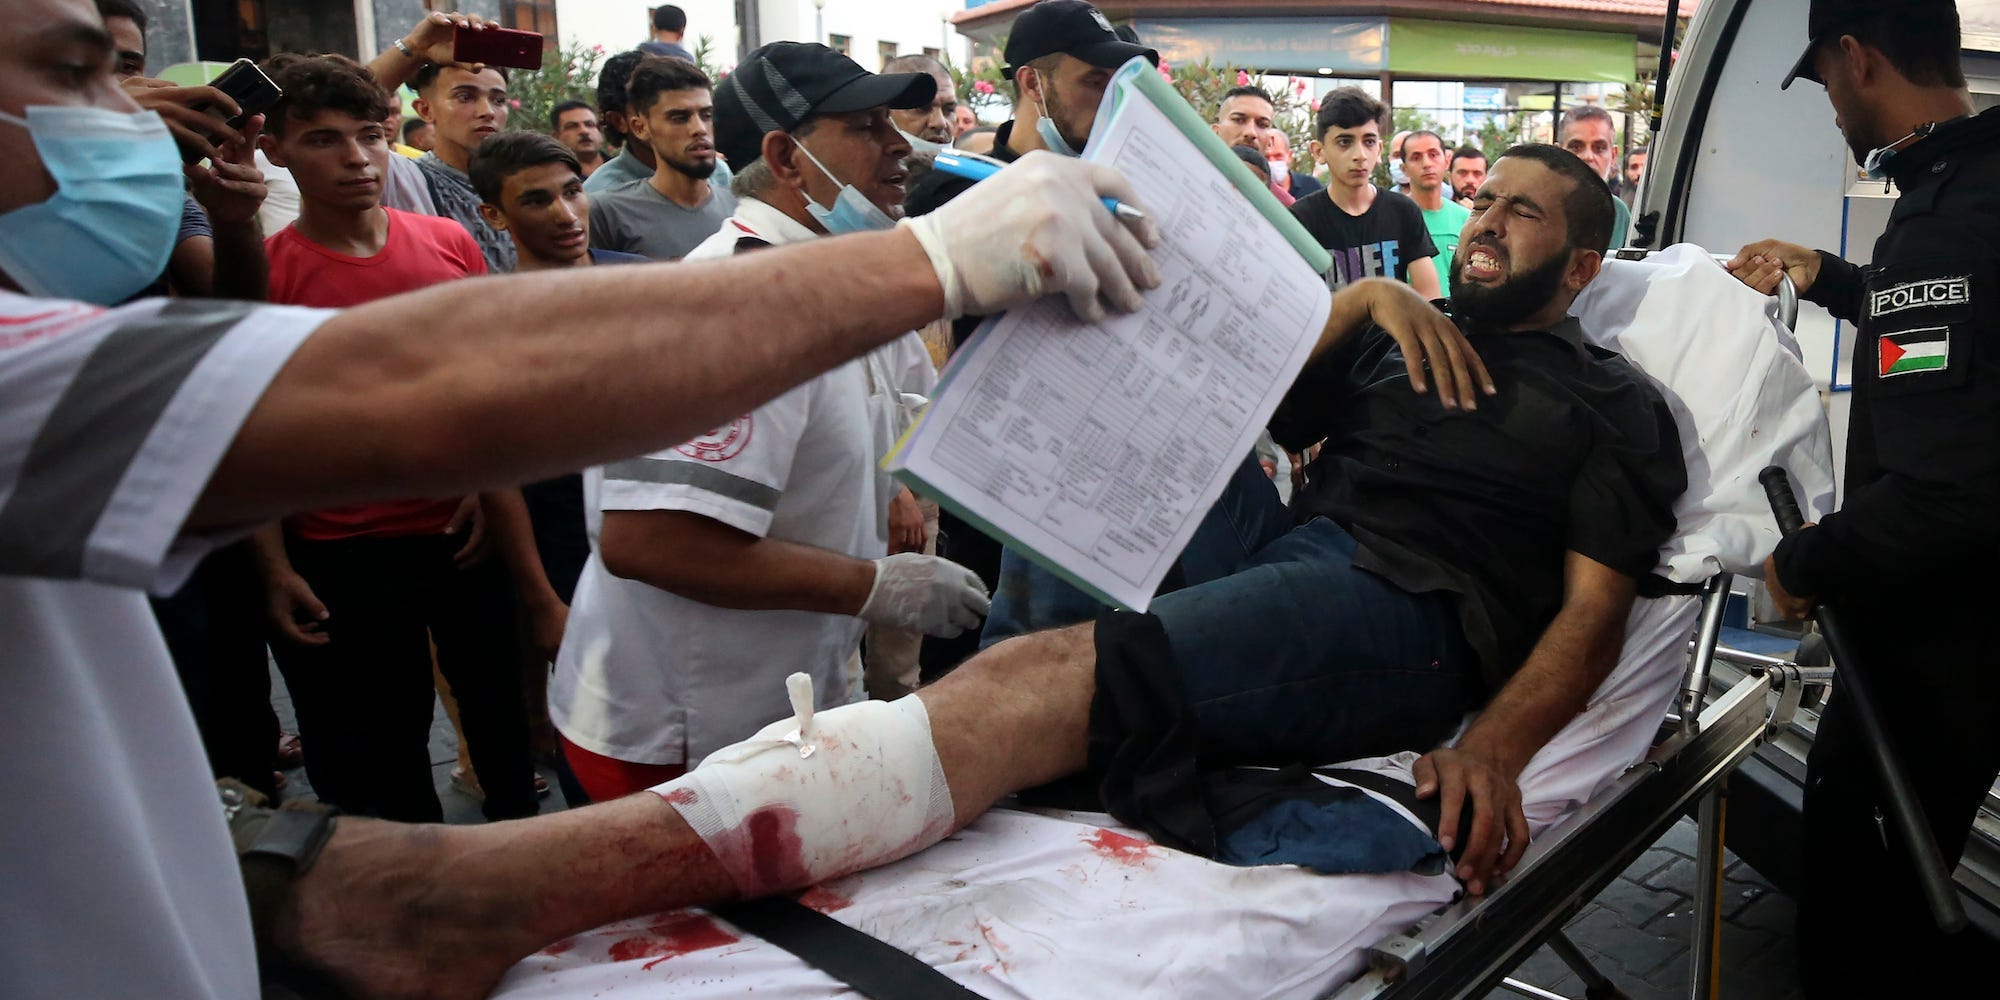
1726, 0, 2000, 991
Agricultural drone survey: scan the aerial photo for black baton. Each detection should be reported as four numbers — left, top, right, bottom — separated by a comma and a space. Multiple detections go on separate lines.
1758, 466, 1966, 933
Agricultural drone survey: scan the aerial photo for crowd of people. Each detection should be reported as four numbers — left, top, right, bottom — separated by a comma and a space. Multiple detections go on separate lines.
105, 0, 1662, 828
12, 0, 1995, 996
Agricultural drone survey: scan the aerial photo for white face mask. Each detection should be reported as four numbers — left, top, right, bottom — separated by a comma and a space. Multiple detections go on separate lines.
795, 140, 897, 234
896, 126, 946, 157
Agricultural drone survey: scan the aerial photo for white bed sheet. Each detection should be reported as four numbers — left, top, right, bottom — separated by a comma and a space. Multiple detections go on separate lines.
491, 247, 1833, 999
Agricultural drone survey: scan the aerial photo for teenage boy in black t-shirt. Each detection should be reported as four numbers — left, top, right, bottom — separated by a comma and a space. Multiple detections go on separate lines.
1290, 87, 1440, 299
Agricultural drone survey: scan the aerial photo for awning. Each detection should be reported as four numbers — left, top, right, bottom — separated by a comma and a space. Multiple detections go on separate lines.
1388, 18, 1634, 82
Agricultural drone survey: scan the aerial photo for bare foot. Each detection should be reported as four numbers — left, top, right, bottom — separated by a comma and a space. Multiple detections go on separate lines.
271, 819, 547, 1000
270, 796, 741, 999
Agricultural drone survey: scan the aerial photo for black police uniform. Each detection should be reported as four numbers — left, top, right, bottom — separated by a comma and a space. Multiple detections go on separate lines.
1774, 107, 2000, 989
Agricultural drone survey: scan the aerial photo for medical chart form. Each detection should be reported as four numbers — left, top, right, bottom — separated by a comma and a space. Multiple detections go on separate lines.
889, 81, 1332, 611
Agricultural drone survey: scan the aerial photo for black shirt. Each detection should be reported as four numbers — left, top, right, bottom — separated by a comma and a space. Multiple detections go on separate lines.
1289, 187, 1437, 290
1269, 313, 1685, 691
1776, 108, 2000, 617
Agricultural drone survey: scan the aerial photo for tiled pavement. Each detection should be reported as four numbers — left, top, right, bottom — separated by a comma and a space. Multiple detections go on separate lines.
1482, 821, 1802, 1000
273, 667, 1800, 999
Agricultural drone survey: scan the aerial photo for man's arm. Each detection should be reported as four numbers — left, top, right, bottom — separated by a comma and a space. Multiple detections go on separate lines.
1271, 278, 1493, 457
248, 524, 329, 647
1405, 256, 1442, 299
482, 489, 568, 662
599, 510, 875, 614
1725, 239, 1863, 322
1314, 278, 1492, 406
191, 153, 1158, 530
185, 116, 270, 301
1414, 552, 1636, 895
367, 10, 494, 96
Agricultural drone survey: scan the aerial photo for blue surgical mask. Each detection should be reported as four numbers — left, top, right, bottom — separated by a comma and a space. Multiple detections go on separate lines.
1862, 122, 1942, 180
1033, 93, 1080, 157
795, 141, 897, 235
1861, 145, 1896, 180
0, 106, 184, 304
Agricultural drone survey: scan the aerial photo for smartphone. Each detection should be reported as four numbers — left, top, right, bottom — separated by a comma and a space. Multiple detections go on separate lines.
453, 26, 545, 70
202, 58, 283, 131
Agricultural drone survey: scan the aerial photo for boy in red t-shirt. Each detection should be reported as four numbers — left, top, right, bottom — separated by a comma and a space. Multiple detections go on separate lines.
249, 54, 542, 822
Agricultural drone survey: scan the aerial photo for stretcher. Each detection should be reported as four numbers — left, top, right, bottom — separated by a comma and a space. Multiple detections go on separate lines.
490, 245, 1836, 1000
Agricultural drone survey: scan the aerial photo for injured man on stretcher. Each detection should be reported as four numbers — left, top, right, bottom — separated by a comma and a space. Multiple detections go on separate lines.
273, 145, 1687, 1000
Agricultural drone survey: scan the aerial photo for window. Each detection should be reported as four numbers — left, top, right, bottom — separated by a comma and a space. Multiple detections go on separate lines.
878, 41, 898, 69
501, 0, 559, 46
828, 33, 851, 57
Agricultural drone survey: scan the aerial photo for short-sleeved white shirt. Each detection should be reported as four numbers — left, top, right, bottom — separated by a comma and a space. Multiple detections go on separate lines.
551, 200, 921, 766
0, 292, 326, 998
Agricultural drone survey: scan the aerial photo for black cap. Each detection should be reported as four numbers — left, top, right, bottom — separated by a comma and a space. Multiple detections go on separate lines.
1002, 1, 1158, 80
714, 42, 938, 166
1782, 0, 1955, 89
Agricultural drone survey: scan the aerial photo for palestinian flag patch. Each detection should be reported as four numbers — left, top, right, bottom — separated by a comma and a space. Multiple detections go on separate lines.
1878, 327, 1950, 378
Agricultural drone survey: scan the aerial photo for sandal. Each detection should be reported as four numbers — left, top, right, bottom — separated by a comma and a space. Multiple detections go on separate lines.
219, 778, 343, 998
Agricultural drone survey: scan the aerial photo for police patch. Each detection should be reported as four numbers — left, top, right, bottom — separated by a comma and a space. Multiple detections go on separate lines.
1878, 326, 1950, 378
1870, 276, 1970, 317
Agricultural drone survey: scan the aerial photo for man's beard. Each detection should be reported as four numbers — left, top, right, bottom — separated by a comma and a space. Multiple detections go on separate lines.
1449, 240, 1570, 327
1042, 83, 1087, 151
665, 153, 718, 180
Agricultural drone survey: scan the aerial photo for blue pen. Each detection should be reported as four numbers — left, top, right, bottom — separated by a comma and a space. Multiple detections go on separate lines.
932, 152, 1148, 223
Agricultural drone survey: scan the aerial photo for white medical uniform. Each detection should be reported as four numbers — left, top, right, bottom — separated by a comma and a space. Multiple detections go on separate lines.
0, 292, 326, 998
550, 199, 926, 768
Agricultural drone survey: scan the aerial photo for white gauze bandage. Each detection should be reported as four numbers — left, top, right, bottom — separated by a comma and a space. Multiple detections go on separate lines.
651, 673, 955, 896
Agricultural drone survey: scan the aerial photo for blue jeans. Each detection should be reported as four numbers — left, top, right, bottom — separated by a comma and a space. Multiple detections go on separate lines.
982, 455, 1295, 646
986, 455, 1478, 767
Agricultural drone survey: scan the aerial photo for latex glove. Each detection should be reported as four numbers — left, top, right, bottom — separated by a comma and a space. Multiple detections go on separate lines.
858, 552, 991, 637
901, 150, 1163, 322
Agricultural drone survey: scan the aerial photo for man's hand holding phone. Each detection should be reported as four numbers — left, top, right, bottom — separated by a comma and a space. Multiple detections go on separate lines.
397, 11, 499, 67
121, 77, 242, 163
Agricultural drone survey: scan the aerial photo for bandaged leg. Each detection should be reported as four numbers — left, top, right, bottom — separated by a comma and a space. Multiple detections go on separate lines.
651, 673, 956, 896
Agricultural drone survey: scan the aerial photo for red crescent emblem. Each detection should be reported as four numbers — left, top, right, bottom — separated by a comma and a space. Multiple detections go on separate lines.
676, 416, 754, 462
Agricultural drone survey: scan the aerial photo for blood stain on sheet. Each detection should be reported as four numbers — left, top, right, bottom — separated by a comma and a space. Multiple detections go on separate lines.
975, 919, 1014, 975
797, 886, 852, 913
538, 937, 576, 956
605, 912, 740, 970
1085, 828, 1158, 866
659, 787, 698, 805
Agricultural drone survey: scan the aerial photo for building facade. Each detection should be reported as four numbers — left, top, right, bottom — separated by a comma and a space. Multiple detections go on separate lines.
128, 0, 967, 79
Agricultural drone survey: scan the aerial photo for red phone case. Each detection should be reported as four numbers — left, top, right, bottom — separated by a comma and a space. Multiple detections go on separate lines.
452, 26, 544, 70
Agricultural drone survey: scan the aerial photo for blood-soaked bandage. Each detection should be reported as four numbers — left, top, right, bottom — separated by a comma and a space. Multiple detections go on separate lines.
651, 674, 955, 896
